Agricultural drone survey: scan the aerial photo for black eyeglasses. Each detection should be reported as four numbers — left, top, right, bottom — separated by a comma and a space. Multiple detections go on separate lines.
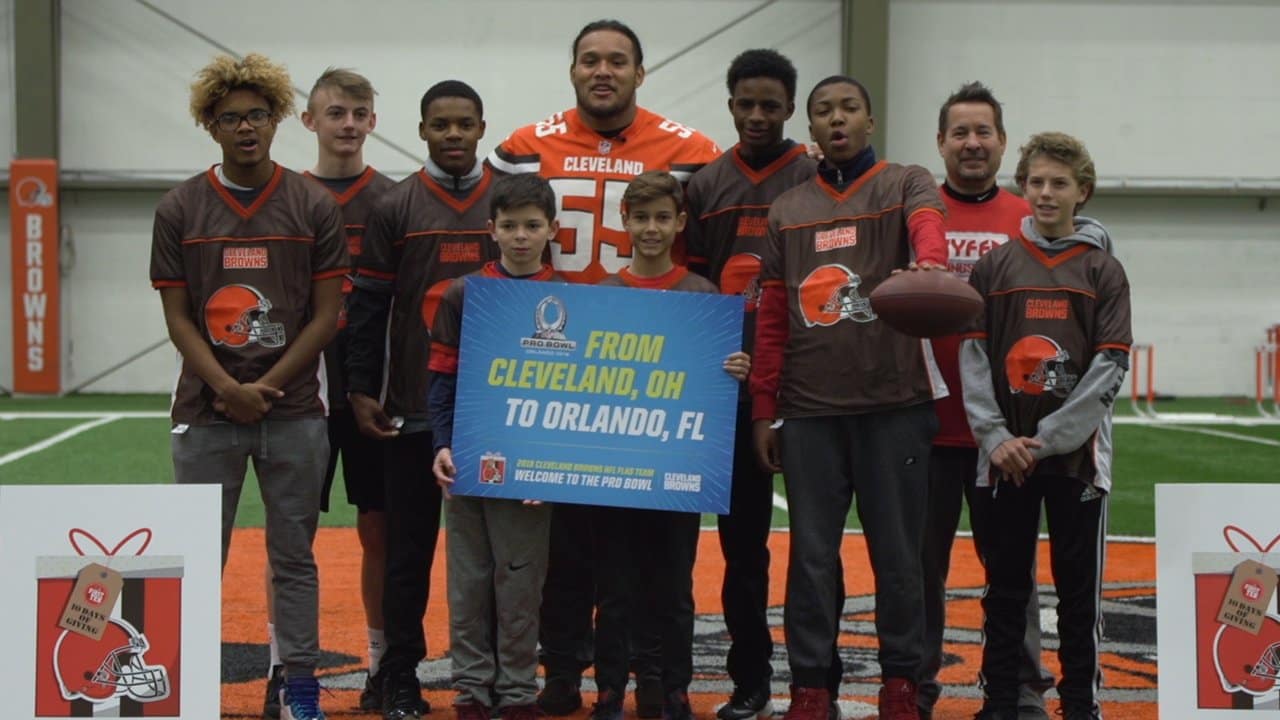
215, 108, 272, 132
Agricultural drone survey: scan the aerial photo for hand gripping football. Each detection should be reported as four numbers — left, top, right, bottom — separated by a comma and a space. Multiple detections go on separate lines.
869, 269, 984, 338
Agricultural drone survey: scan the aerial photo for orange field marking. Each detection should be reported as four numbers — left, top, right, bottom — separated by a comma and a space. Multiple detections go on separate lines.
221, 529, 1156, 719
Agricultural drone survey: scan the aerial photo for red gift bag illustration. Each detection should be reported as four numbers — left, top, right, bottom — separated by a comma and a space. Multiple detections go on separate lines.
1194, 526, 1280, 710
34, 528, 183, 717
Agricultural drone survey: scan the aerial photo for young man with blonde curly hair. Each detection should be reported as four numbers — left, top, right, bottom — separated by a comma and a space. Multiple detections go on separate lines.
150, 53, 347, 720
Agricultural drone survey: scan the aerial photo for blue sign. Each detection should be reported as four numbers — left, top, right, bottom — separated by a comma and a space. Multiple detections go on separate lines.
449, 276, 744, 513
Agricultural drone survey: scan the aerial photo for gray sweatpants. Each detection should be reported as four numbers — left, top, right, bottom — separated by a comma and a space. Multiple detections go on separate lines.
446, 495, 552, 708
779, 403, 936, 686
172, 417, 327, 676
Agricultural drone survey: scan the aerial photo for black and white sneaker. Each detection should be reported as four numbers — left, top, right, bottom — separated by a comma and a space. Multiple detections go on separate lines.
716, 686, 774, 720
263, 665, 284, 720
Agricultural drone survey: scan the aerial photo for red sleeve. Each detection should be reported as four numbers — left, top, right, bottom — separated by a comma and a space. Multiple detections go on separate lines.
907, 208, 947, 266
749, 282, 788, 420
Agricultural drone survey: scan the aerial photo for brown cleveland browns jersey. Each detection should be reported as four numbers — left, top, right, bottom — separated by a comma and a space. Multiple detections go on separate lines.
306, 167, 395, 410
761, 161, 948, 417
597, 265, 718, 294
964, 236, 1132, 482
932, 187, 1029, 447
428, 262, 564, 374
355, 168, 499, 421
151, 164, 348, 424
686, 143, 816, 359
487, 106, 720, 284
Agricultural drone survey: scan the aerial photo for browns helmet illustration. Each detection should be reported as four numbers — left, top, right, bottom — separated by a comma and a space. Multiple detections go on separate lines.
1214, 615, 1280, 696
53, 617, 170, 703
797, 264, 877, 327
720, 253, 763, 311
204, 284, 286, 348
1005, 334, 1078, 397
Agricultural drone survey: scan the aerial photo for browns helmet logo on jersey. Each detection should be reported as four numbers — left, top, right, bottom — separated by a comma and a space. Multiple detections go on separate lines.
421, 279, 453, 332
1005, 335, 1078, 397
797, 264, 877, 327
720, 253, 763, 311
1214, 615, 1280, 696
204, 284, 286, 348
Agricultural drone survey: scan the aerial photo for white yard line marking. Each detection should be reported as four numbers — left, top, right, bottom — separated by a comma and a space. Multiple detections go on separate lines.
0, 416, 121, 467
1144, 423, 1280, 448
0, 410, 168, 420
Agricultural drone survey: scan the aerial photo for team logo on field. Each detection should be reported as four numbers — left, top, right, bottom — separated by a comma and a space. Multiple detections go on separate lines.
479, 452, 507, 485
204, 284, 286, 348
521, 296, 577, 351
1005, 335, 1077, 397
797, 264, 876, 327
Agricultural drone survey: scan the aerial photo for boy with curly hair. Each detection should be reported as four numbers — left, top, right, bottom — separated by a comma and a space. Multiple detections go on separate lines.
150, 53, 347, 720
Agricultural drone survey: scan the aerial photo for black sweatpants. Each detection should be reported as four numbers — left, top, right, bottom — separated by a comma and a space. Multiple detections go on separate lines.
779, 403, 936, 687
979, 474, 1107, 710
380, 432, 443, 674
918, 445, 1052, 712
716, 408, 776, 691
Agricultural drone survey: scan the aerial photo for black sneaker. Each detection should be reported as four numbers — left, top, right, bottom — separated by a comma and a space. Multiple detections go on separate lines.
538, 677, 583, 716
717, 685, 773, 720
263, 665, 283, 720
1059, 705, 1102, 720
973, 708, 1017, 720
636, 676, 664, 719
360, 670, 383, 712
382, 668, 427, 720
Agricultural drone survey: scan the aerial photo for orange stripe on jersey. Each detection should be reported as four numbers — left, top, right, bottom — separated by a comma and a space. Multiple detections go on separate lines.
428, 341, 459, 373
205, 163, 284, 220
1096, 342, 1131, 352
731, 144, 809, 186
1016, 235, 1093, 268
152, 279, 187, 288
418, 167, 493, 214
816, 160, 887, 202
761, 278, 784, 288
986, 286, 1097, 300
303, 165, 378, 205
356, 268, 396, 281
699, 203, 773, 221
778, 205, 906, 232
907, 206, 943, 220
182, 234, 316, 245
961, 331, 987, 340
618, 266, 688, 290
313, 267, 349, 281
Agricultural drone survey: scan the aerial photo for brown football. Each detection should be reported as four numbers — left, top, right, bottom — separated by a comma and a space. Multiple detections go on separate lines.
869, 270, 984, 338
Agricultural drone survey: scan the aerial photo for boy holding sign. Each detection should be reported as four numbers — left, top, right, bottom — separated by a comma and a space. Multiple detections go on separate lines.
428, 173, 563, 720
589, 171, 750, 720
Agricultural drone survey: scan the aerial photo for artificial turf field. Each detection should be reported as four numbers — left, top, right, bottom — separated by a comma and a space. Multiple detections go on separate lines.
4, 393, 1278, 718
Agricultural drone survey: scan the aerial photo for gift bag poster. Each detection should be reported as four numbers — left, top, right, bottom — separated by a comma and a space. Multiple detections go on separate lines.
1157, 483, 1280, 717
0, 485, 221, 719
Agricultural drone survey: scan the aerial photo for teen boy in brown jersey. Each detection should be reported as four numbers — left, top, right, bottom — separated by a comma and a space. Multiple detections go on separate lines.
593, 171, 751, 720
684, 49, 815, 720
300, 67, 397, 714
749, 76, 947, 720
150, 53, 345, 720
343, 80, 498, 720
917, 83, 1052, 720
427, 173, 563, 720
962, 133, 1130, 720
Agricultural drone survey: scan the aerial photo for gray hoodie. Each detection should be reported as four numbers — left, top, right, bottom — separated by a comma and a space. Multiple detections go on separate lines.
959, 216, 1127, 491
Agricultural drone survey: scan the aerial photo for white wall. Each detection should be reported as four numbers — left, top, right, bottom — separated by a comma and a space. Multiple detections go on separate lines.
58, 0, 841, 177
885, 0, 1280, 184
0, 0, 13, 163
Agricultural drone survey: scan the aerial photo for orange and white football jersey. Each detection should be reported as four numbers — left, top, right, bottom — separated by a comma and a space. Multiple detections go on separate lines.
487, 106, 720, 284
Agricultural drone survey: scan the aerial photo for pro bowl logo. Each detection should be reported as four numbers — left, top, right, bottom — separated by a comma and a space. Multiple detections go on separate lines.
520, 295, 578, 353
